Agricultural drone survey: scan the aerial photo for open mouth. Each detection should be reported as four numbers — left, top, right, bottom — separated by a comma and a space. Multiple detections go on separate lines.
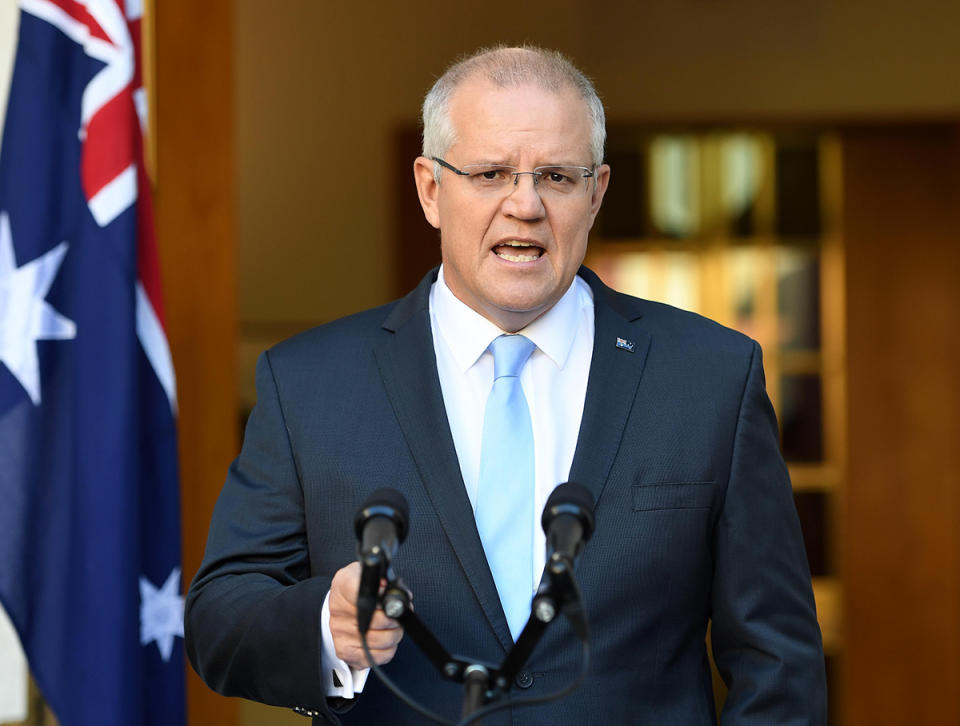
493, 240, 544, 263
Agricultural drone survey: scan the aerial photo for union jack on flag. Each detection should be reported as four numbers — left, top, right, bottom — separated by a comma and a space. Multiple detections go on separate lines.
0, 1, 184, 724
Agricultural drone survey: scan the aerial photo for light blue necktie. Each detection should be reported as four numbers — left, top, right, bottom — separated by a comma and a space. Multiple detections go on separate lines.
475, 334, 536, 641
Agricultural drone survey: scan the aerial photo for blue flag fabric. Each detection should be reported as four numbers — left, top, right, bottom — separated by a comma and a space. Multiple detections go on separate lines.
0, 2, 185, 725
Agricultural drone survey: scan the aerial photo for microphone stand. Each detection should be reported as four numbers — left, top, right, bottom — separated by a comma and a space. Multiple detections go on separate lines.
376, 551, 587, 724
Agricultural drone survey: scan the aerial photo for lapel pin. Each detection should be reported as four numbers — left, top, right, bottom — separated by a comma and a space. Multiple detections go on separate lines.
615, 337, 635, 353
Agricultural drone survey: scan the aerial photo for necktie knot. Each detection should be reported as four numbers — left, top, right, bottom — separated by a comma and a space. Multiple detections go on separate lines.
490, 334, 535, 380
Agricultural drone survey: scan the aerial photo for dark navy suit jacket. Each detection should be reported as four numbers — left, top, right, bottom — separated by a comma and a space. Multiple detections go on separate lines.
185, 267, 827, 725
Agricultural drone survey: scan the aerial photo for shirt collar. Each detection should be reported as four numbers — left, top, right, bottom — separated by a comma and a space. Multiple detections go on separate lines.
431, 265, 591, 373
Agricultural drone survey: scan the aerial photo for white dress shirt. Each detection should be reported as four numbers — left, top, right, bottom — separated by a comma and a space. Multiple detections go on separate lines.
321, 266, 595, 697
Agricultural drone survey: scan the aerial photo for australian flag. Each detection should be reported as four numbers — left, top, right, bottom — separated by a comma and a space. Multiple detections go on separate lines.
0, 1, 184, 725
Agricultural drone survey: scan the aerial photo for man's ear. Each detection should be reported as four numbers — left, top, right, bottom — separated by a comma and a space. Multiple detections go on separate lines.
588, 163, 611, 224
413, 156, 441, 230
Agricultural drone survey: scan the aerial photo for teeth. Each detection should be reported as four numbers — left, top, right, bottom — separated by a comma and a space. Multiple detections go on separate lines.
494, 241, 541, 262
497, 251, 539, 262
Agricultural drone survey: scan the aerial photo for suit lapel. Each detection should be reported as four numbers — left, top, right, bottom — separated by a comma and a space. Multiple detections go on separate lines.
569, 267, 651, 509
374, 270, 514, 651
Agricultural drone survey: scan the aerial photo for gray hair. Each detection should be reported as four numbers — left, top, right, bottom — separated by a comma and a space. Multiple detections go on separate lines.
422, 45, 606, 182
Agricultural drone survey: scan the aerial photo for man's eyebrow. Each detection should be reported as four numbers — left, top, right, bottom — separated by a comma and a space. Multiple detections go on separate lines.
463, 159, 515, 166
464, 159, 589, 167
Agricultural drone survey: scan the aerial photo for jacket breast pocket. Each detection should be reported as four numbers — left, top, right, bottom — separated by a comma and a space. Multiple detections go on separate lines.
631, 481, 715, 512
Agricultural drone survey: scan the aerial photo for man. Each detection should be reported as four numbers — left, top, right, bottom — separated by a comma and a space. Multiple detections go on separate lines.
185, 46, 827, 724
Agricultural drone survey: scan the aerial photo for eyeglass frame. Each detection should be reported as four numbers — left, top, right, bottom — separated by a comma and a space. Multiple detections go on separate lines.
431, 157, 595, 191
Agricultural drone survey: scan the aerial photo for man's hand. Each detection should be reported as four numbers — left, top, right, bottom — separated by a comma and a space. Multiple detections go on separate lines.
328, 562, 404, 669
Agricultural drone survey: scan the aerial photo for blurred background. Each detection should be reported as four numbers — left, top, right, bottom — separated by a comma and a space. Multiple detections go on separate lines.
1, 1, 958, 724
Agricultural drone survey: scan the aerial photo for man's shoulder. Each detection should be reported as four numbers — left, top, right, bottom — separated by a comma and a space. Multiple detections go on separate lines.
589, 271, 755, 358
606, 292, 761, 388
635, 296, 753, 349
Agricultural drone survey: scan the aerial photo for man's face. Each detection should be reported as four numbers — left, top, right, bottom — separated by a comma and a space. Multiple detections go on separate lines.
414, 78, 610, 332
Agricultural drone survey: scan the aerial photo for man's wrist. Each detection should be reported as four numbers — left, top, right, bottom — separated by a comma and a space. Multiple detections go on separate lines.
320, 590, 370, 697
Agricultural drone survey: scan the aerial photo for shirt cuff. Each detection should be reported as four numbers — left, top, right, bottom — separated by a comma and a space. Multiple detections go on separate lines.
320, 590, 370, 697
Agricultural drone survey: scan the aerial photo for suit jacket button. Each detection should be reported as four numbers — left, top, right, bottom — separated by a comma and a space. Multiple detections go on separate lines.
514, 670, 534, 689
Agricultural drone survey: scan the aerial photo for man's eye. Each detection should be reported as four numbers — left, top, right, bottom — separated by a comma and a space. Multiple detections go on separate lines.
540, 168, 578, 185
467, 168, 510, 184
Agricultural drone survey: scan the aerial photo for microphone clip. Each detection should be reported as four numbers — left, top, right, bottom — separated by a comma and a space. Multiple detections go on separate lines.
531, 554, 588, 641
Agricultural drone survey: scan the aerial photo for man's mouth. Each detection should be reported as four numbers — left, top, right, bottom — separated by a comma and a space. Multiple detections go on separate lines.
493, 240, 544, 263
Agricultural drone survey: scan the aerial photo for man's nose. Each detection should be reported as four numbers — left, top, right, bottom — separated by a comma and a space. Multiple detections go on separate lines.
501, 173, 546, 220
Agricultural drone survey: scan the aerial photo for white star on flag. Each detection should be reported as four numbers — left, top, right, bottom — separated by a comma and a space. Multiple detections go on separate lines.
0, 211, 77, 405
139, 567, 184, 662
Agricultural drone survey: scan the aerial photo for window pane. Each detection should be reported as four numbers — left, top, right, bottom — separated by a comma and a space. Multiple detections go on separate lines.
778, 246, 821, 350
727, 246, 761, 339
775, 141, 821, 237
649, 135, 700, 239
794, 490, 831, 577
598, 146, 647, 238
721, 134, 764, 238
780, 374, 823, 462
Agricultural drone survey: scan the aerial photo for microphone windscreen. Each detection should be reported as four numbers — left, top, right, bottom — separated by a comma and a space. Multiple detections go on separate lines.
354, 487, 410, 542
542, 482, 595, 541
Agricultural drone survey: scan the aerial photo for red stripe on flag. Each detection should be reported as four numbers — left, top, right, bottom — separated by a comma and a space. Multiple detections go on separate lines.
129, 17, 142, 90
45, 0, 112, 44
126, 9, 165, 330
136, 155, 166, 331
81, 90, 136, 202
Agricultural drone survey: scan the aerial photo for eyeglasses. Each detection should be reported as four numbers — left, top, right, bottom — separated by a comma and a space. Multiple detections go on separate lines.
432, 157, 594, 197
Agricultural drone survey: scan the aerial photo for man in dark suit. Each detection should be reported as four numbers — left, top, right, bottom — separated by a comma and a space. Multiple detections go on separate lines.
185, 46, 827, 724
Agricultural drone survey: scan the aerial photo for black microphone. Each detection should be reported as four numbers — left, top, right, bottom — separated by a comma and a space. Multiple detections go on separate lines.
353, 488, 410, 634
537, 482, 595, 640
541, 482, 595, 568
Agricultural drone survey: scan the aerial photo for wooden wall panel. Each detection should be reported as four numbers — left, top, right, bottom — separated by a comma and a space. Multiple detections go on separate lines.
152, 2, 239, 724
842, 126, 960, 725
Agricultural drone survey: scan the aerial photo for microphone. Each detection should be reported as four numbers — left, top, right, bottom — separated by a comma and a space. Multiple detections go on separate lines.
353, 488, 410, 633
536, 483, 594, 640
541, 482, 595, 568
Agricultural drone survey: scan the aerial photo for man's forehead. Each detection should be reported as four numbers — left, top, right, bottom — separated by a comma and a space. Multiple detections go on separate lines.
450, 75, 582, 111
447, 78, 592, 156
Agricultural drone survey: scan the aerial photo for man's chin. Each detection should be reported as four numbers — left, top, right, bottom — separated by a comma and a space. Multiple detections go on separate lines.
482, 295, 559, 332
